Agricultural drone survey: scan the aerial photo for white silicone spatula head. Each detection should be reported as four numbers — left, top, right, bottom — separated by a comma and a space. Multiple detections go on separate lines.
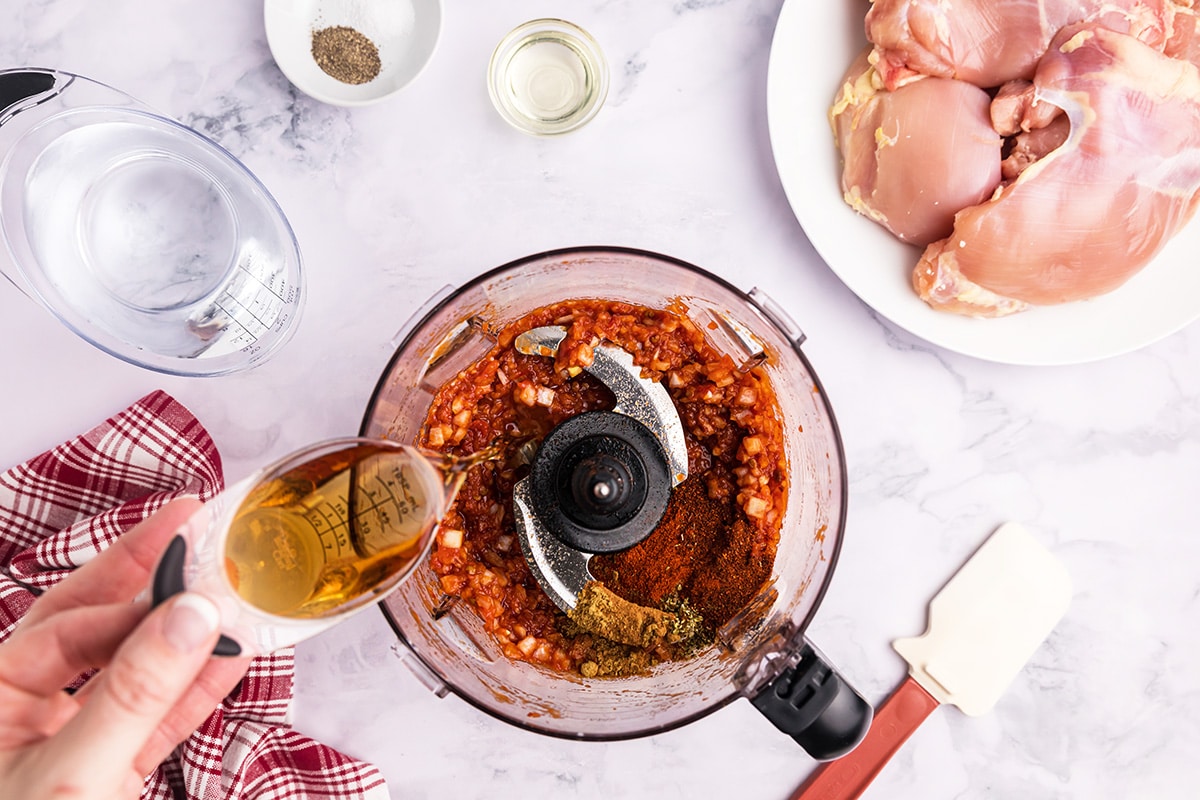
893, 522, 1072, 716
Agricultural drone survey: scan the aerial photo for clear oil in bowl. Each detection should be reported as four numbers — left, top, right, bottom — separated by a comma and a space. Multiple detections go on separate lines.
489, 19, 609, 135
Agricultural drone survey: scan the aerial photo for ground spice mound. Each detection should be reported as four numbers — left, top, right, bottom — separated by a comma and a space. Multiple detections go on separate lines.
420, 299, 788, 677
570, 582, 686, 647
588, 474, 773, 626
311, 25, 381, 85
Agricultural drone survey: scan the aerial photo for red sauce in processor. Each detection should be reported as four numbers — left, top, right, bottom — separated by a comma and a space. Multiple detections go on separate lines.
419, 300, 787, 675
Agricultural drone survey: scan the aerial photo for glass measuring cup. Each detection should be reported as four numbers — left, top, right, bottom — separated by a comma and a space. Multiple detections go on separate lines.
151, 438, 476, 656
0, 68, 303, 376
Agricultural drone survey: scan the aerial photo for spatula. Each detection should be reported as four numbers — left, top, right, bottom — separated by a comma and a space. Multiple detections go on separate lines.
790, 521, 1072, 800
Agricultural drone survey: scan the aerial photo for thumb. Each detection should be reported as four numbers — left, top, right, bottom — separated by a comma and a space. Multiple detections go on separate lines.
40, 593, 222, 793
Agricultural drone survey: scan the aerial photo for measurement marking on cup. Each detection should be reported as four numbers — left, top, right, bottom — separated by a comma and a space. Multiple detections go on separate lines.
209, 301, 256, 346
300, 476, 420, 557
190, 259, 297, 356
216, 292, 271, 337
237, 261, 289, 303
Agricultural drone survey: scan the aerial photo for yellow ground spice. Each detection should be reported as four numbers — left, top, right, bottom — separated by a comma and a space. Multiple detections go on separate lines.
570, 582, 678, 647
569, 582, 710, 678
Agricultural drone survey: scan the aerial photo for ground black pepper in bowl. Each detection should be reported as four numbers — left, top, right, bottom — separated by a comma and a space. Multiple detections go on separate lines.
311, 25, 381, 85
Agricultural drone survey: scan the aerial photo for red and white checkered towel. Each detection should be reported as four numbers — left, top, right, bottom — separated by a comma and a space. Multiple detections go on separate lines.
0, 390, 390, 800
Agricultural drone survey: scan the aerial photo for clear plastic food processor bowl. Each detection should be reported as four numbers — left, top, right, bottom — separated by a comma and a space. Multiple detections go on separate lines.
361, 247, 850, 741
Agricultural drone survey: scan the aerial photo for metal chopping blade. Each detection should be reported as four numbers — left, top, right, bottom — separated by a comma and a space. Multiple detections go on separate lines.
514, 325, 688, 485
510, 325, 690, 611
512, 477, 595, 610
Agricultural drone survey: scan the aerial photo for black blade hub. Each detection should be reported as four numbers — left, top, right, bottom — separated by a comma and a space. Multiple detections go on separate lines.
529, 410, 671, 554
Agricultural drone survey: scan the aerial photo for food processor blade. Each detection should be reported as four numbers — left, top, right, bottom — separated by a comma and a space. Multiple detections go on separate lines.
513, 475, 595, 610
511, 325, 690, 611
515, 326, 688, 484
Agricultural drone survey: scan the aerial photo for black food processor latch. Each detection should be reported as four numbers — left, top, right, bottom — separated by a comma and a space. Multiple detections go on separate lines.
0, 69, 67, 126
750, 642, 873, 761
511, 325, 688, 611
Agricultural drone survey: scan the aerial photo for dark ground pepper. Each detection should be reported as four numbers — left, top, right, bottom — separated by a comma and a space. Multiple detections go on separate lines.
311, 25, 381, 85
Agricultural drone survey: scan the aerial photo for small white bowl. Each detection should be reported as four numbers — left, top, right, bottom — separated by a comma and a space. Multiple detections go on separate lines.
265, 0, 442, 106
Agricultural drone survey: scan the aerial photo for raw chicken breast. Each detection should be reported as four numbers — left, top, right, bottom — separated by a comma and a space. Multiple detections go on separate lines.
1000, 115, 1070, 181
914, 24, 1200, 316
1168, 3, 1200, 66
990, 79, 1062, 136
831, 49, 1002, 246
865, 0, 1182, 89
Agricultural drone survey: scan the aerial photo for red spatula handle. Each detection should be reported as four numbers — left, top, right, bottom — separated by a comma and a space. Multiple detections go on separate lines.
789, 676, 940, 800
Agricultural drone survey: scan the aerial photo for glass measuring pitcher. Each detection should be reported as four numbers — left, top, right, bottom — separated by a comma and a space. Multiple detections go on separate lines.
151, 438, 473, 656
0, 68, 303, 376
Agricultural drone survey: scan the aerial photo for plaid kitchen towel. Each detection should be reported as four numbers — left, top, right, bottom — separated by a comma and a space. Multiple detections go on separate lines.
0, 390, 390, 800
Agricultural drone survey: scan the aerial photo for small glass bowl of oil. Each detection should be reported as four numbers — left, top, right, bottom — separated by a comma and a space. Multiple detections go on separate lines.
488, 18, 609, 136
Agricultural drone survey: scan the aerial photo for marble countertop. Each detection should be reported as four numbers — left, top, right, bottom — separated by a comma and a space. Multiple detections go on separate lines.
2, 0, 1198, 797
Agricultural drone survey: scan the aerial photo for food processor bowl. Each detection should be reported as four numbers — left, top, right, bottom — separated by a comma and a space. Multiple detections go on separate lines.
361, 247, 866, 753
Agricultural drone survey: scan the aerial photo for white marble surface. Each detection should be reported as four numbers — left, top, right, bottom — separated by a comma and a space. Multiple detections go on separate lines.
2, 1, 1199, 798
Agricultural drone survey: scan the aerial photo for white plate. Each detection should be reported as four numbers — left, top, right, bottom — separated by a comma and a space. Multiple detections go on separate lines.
766, 0, 1200, 365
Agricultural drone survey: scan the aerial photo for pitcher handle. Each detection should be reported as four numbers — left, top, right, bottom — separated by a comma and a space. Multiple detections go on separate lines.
0, 68, 67, 126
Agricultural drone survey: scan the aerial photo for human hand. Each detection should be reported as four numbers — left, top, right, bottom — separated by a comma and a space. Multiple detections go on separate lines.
0, 498, 251, 799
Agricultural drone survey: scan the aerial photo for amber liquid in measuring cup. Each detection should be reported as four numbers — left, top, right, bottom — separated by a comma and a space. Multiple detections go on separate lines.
222, 443, 495, 619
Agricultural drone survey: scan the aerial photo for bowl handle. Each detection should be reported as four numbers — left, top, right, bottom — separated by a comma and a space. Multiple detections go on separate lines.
0, 69, 62, 125
750, 639, 872, 761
